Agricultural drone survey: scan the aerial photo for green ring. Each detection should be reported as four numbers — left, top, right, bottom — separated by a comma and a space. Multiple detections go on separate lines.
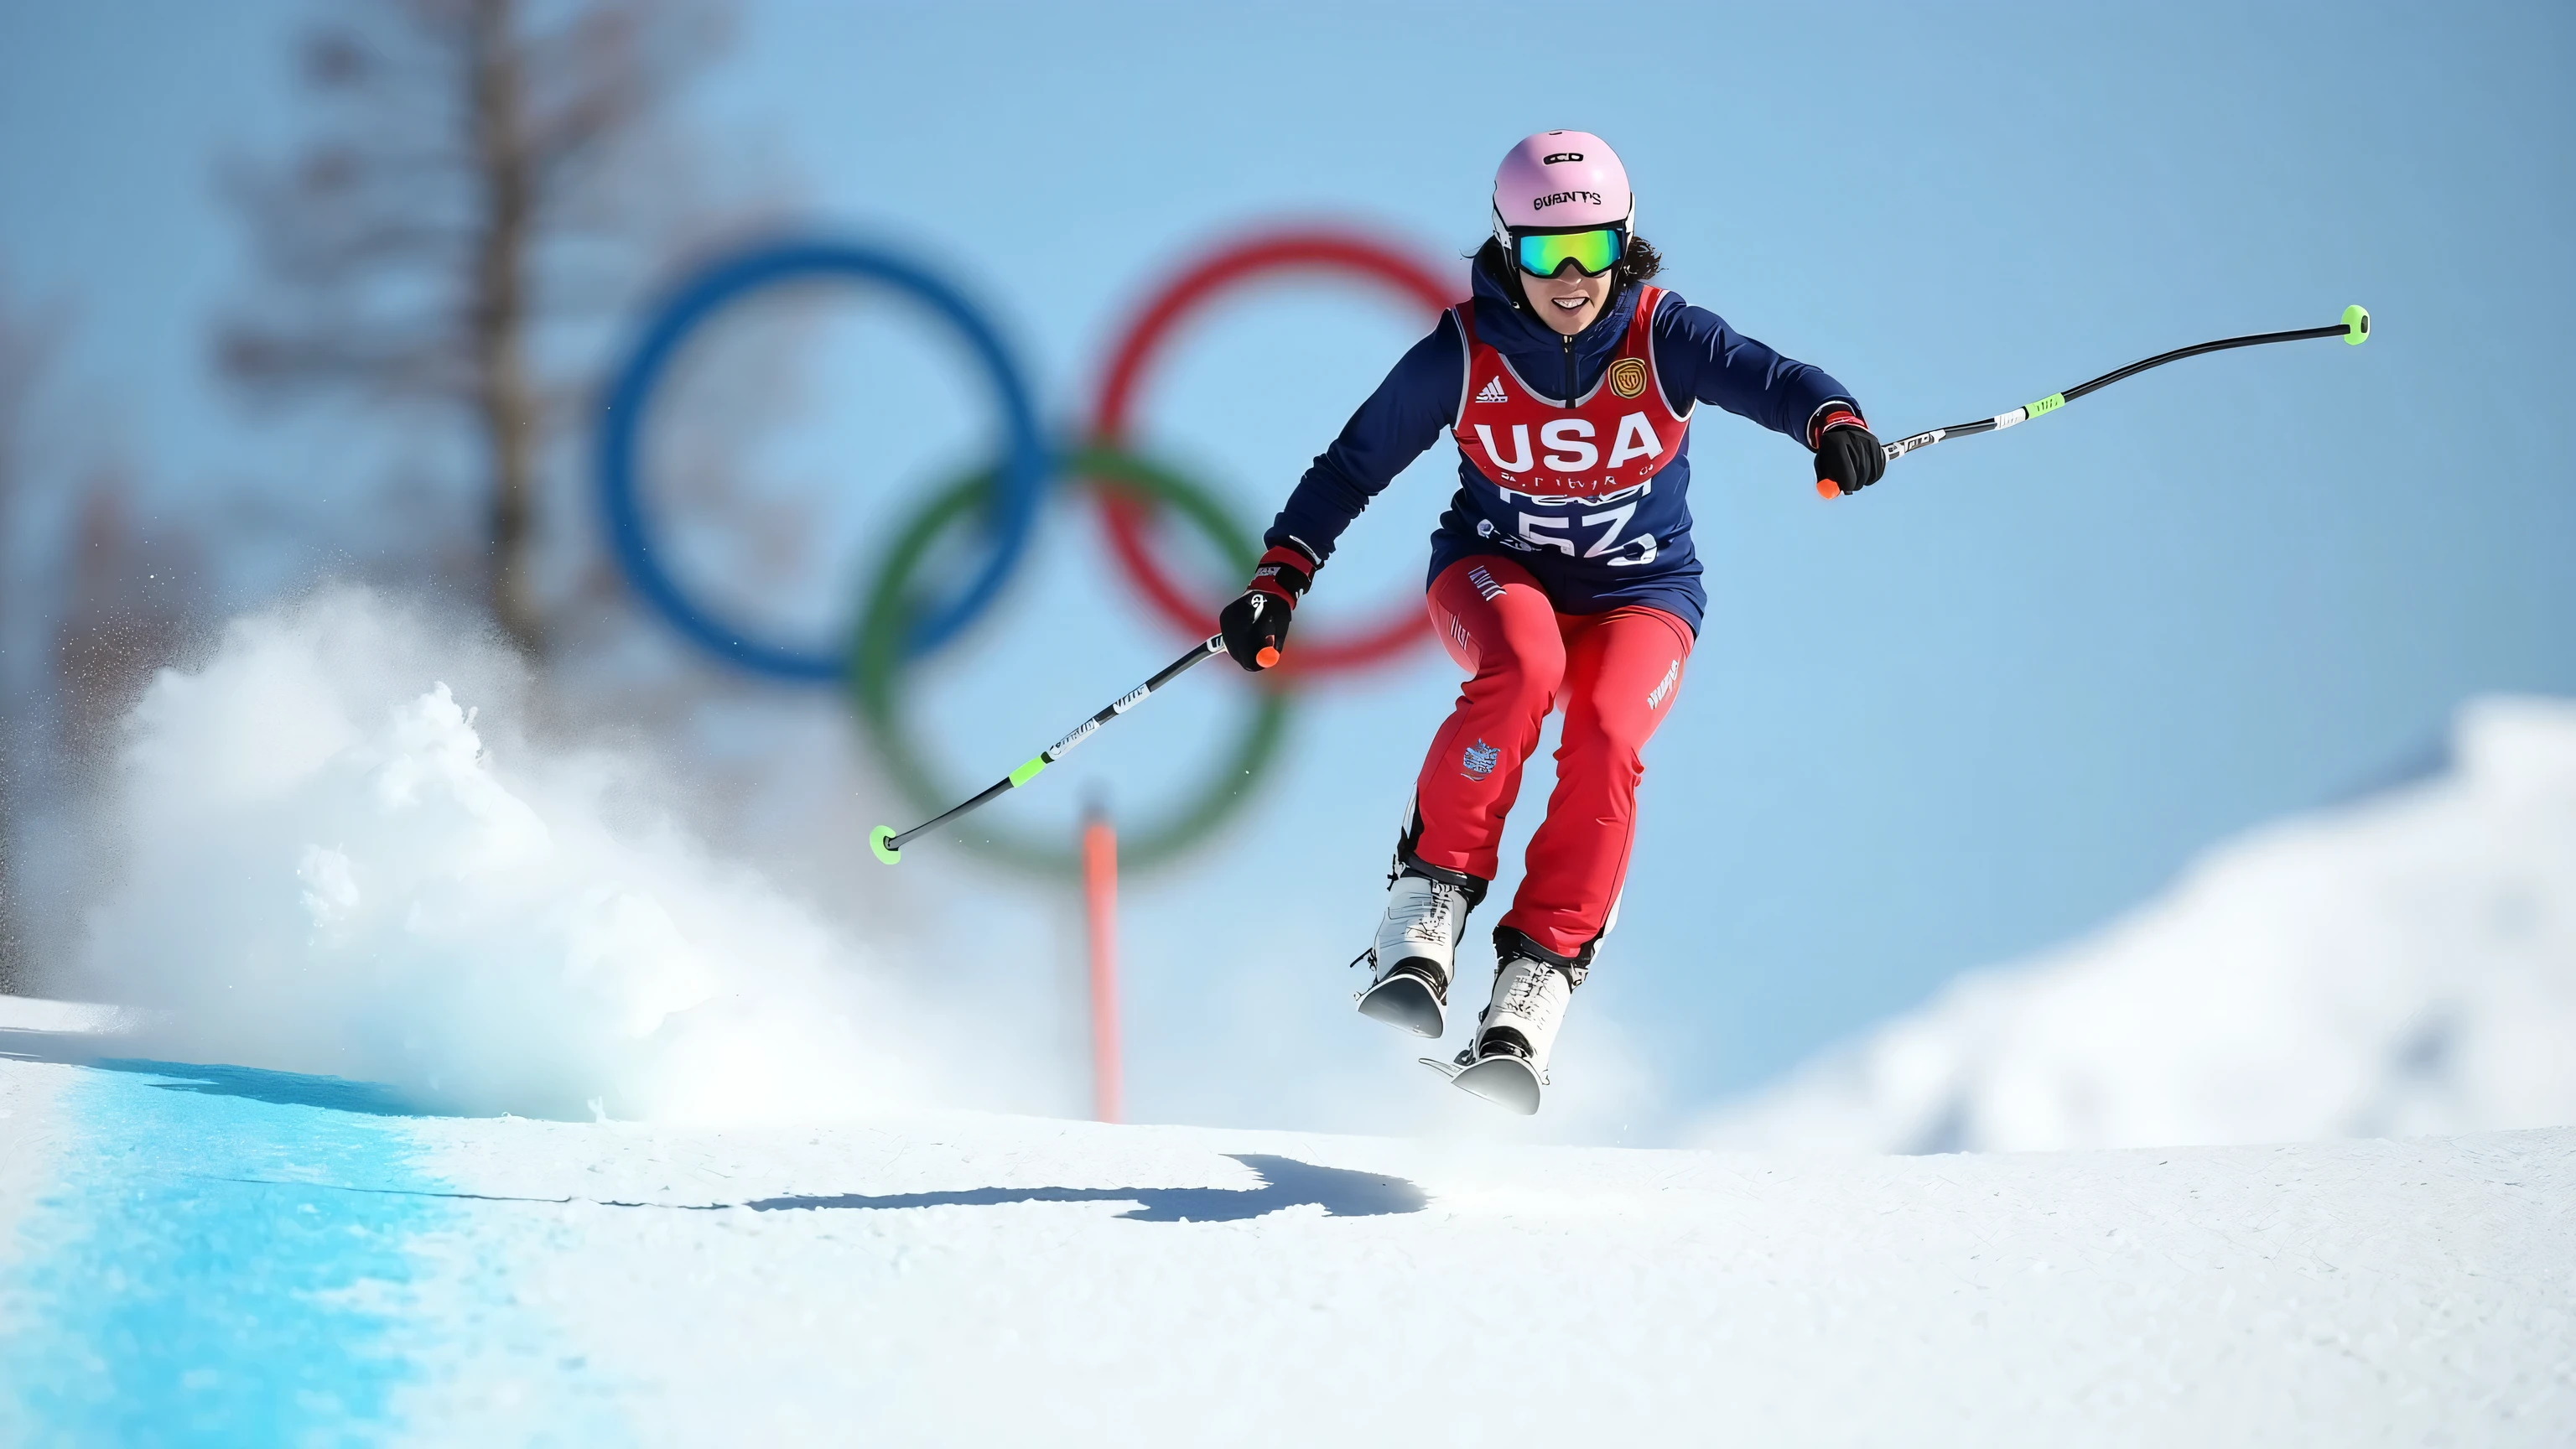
850, 446, 1292, 878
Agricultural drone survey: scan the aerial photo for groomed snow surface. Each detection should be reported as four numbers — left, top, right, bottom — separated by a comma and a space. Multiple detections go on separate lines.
2, 595, 2570, 1441
1, 1019, 2569, 1446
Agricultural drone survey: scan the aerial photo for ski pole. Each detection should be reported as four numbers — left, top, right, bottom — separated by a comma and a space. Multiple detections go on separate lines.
1825, 304, 2371, 498
869, 635, 1227, 865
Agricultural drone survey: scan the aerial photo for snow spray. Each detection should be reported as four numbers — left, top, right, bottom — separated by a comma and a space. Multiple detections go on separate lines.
68, 588, 943, 1121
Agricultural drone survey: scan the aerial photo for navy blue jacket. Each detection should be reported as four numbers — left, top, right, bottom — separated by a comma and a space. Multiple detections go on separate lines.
1264, 259, 1859, 633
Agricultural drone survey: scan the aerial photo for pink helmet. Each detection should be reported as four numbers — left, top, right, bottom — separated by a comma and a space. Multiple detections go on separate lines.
1490, 131, 1634, 240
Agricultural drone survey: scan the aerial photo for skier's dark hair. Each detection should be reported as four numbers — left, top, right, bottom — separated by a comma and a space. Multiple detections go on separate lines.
1617, 236, 1663, 285
1471, 235, 1663, 315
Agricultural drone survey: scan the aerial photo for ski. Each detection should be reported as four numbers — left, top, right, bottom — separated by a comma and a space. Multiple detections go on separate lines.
1419, 1051, 1545, 1116
1358, 970, 1445, 1038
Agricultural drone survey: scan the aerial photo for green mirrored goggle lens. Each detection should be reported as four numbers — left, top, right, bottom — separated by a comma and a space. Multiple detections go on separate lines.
1514, 227, 1625, 278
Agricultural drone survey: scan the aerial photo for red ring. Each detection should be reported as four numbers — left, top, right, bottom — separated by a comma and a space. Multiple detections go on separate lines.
1084, 230, 1462, 677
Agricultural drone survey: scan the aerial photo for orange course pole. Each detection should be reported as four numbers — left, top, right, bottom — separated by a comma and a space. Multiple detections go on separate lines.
1082, 813, 1122, 1124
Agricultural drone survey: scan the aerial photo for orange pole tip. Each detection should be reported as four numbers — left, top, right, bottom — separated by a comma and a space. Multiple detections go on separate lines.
1255, 646, 1280, 667
1815, 476, 1843, 501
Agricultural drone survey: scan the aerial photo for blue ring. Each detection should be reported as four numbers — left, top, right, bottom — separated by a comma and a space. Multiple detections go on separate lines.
596, 238, 1049, 681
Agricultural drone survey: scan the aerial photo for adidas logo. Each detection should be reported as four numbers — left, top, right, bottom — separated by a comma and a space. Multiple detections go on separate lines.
1473, 377, 1508, 404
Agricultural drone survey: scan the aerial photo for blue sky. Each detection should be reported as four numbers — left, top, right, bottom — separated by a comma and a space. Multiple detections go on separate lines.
3, 2, 2569, 1135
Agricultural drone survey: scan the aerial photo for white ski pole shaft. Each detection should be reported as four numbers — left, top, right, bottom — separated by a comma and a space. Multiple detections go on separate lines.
869, 636, 1225, 864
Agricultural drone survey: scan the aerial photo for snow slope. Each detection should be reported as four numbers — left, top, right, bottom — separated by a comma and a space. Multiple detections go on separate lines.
2, 1005, 2568, 1446
1698, 697, 2576, 1155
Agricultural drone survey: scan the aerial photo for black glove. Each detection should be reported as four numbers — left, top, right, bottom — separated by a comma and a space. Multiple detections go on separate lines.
1218, 544, 1314, 671
1813, 407, 1886, 497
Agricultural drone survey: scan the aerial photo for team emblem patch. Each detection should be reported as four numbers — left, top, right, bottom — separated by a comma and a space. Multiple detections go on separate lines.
1460, 738, 1502, 782
1607, 356, 1648, 399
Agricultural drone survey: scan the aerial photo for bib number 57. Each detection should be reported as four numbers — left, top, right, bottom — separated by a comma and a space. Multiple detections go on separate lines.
1518, 505, 1655, 566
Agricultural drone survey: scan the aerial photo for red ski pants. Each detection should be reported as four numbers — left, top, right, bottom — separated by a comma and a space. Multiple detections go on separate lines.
1411, 555, 1693, 958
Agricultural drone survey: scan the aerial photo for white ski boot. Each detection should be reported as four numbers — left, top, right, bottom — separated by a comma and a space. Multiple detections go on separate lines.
1355, 863, 1484, 1038
1431, 928, 1590, 1115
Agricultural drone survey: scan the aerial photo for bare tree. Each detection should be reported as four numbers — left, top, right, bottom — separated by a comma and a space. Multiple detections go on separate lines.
210, 3, 900, 917
220, 0, 724, 660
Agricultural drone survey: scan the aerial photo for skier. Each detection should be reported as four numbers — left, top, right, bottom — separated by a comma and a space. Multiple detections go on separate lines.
1218, 132, 1884, 1113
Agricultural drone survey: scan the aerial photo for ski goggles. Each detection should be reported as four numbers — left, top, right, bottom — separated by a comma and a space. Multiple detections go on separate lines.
1507, 225, 1627, 278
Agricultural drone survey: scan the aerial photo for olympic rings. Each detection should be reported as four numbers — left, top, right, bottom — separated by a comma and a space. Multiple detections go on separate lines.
851, 447, 1292, 877
595, 226, 1454, 876
1084, 231, 1460, 676
598, 238, 1049, 682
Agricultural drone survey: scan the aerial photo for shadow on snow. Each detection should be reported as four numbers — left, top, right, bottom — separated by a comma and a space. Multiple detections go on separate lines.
96, 1059, 435, 1117
217, 1154, 1429, 1223
746, 1156, 1427, 1221
0, 1032, 510, 1118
